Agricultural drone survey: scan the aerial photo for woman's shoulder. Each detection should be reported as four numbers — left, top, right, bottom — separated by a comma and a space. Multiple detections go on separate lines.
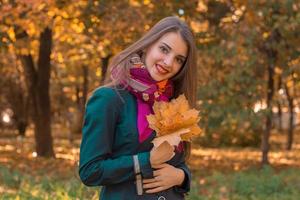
92, 86, 118, 97
89, 86, 131, 105
89, 86, 119, 102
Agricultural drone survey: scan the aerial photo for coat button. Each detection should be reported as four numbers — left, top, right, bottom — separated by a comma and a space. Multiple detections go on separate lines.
158, 196, 166, 200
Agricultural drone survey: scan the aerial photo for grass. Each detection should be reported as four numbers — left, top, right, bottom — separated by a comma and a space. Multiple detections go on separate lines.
0, 165, 99, 200
187, 166, 300, 200
1, 165, 300, 200
1, 131, 300, 199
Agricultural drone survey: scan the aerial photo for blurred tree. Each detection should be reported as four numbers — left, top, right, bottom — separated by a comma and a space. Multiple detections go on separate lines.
245, 0, 300, 161
0, 0, 58, 157
0, 51, 29, 136
14, 26, 54, 157
196, 0, 300, 164
196, 0, 263, 147
0, 0, 299, 164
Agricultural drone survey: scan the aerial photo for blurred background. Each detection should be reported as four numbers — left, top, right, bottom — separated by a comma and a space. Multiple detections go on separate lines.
0, 0, 300, 199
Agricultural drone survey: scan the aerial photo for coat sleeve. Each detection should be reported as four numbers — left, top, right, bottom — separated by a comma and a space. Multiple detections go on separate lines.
174, 162, 191, 194
164, 142, 191, 194
79, 88, 153, 186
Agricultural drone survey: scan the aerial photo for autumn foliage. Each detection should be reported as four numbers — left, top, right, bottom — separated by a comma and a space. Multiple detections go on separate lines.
147, 95, 202, 146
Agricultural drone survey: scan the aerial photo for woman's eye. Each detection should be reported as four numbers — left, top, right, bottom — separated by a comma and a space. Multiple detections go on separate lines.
176, 57, 184, 65
159, 46, 169, 54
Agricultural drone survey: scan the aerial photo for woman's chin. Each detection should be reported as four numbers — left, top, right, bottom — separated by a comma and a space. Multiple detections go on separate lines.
152, 75, 165, 82
150, 71, 168, 82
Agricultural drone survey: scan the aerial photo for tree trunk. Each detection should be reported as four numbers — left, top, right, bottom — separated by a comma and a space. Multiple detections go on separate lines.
35, 27, 54, 157
14, 89, 29, 137
262, 61, 274, 165
17, 27, 54, 157
277, 76, 282, 132
101, 55, 112, 85
75, 83, 81, 108
16, 65, 29, 137
82, 65, 89, 110
77, 65, 89, 135
6, 76, 29, 137
284, 83, 294, 150
277, 102, 282, 132
261, 28, 280, 166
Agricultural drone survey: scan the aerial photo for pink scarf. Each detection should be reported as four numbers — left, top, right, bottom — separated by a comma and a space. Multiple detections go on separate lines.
123, 55, 173, 143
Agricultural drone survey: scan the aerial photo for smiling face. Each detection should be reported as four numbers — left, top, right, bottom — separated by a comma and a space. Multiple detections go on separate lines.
144, 31, 188, 82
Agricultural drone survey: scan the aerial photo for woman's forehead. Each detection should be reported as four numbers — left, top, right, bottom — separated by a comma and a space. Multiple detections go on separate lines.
157, 32, 188, 57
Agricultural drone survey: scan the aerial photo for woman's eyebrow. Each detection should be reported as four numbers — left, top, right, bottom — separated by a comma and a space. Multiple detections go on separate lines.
177, 55, 186, 60
162, 42, 186, 59
162, 42, 172, 50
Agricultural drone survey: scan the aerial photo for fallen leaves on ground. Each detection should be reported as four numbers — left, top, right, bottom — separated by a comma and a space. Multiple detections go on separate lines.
0, 128, 300, 182
0, 131, 80, 179
189, 131, 300, 175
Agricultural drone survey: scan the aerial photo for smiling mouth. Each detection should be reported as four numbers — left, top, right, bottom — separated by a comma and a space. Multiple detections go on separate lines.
155, 64, 169, 74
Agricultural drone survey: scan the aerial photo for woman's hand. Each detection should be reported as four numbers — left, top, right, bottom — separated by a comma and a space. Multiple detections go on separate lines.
143, 163, 185, 193
150, 141, 175, 167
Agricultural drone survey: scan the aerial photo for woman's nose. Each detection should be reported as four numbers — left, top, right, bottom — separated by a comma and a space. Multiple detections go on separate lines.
163, 55, 174, 67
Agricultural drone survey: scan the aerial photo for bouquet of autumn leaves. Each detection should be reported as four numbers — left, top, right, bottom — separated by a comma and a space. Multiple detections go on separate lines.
147, 94, 201, 148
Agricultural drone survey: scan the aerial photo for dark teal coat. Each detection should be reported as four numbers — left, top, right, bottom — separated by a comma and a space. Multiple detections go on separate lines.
79, 87, 191, 200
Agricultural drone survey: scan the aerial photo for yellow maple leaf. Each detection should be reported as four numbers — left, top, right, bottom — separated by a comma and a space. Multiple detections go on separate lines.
147, 94, 202, 144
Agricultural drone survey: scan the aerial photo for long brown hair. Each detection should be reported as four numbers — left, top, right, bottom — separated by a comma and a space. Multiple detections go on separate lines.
104, 16, 197, 159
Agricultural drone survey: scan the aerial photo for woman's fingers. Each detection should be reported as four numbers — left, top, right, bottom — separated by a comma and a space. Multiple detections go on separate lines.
143, 169, 162, 183
143, 175, 162, 188
145, 186, 165, 193
152, 163, 169, 169
143, 181, 162, 189
143, 178, 156, 183
153, 170, 160, 177
151, 163, 171, 177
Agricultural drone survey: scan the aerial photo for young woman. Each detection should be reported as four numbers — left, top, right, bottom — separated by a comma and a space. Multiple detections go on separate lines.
79, 16, 197, 200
